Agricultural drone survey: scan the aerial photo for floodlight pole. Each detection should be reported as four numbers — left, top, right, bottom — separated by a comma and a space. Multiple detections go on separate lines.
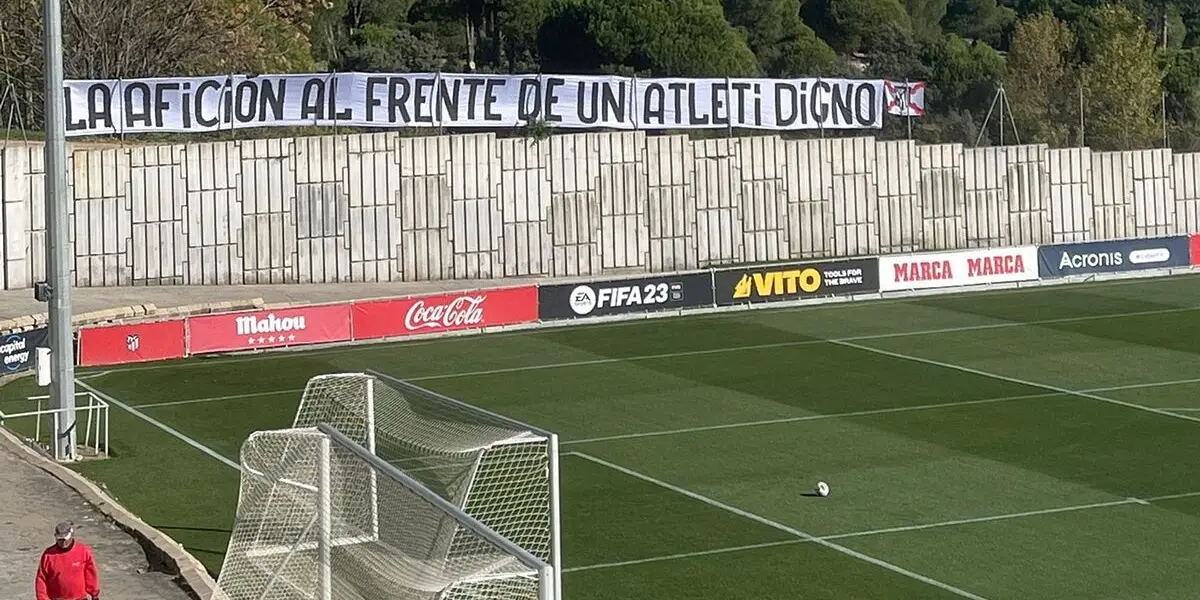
42, 0, 76, 461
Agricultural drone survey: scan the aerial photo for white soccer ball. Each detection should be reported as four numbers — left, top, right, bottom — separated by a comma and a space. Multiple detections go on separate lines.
816, 481, 830, 497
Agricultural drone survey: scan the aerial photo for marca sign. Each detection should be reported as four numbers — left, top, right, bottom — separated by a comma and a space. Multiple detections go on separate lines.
879, 246, 1038, 292
353, 286, 538, 340
188, 304, 352, 354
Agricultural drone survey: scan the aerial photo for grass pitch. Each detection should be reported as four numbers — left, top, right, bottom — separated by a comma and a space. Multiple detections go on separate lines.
6, 275, 1200, 599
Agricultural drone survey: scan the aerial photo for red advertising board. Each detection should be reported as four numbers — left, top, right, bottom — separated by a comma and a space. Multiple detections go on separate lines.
1189, 234, 1200, 265
352, 286, 538, 340
187, 304, 352, 354
78, 319, 187, 366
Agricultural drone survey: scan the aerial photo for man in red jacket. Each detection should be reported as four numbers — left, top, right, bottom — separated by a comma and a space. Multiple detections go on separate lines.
35, 521, 100, 600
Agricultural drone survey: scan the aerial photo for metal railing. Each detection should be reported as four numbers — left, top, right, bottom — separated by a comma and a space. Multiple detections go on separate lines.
0, 391, 109, 460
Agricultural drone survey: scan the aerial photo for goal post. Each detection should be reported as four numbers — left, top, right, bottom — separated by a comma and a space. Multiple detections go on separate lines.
216, 371, 562, 600
216, 424, 553, 600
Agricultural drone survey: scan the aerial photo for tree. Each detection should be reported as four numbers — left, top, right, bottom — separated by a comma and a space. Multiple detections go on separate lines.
1079, 3, 1163, 149
803, 0, 915, 55
923, 35, 1004, 113
907, 0, 949, 42
1003, 12, 1077, 145
722, 0, 841, 76
942, 0, 1016, 48
539, 0, 759, 77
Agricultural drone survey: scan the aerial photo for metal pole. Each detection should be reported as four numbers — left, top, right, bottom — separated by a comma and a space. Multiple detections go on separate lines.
42, 0, 76, 461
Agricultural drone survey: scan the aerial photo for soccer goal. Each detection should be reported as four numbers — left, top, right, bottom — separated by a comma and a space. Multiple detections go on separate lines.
214, 372, 562, 600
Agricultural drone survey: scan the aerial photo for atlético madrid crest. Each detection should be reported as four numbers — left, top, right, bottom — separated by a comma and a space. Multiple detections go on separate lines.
126, 334, 140, 352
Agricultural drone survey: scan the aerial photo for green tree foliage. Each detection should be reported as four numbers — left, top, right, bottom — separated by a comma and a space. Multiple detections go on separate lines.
923, 35, 1004, 112
804, 0, 915, 55
1079, 3, 1163, 149
722, 0, 842, 75
942, 0, 1017, 47
539, 0, 759, 76
1004, 12, 1078, 145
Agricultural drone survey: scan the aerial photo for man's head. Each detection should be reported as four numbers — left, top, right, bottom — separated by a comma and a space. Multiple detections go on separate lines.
53, 521, 74, 549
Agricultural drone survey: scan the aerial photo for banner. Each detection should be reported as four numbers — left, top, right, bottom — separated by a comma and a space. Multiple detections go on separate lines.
879, 246, 1038, 292
713, 258, 879, 306
61, 73, 895, 136
885, 81, 925, 117
1038, 236, 1190, 278
1, 327, 48, 373
78, 320, 186, 366
539, 272, 715, 320
352, 286, 538, 340
188, 304, 352, 354
1190, 234, 1200, 266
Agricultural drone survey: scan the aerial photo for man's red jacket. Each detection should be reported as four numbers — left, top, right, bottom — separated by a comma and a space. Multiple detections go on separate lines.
35, 540, 99, 600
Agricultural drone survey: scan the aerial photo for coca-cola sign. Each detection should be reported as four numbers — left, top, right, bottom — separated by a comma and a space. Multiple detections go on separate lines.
404, 295, 487, 330
353, 286, 538, 340
188, 304, 352, 354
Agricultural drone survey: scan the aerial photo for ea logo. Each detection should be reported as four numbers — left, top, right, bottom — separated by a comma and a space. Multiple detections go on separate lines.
568, 285, 597, 315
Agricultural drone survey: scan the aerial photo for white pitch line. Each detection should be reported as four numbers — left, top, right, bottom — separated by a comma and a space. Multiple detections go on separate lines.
563, 376, 1200, 445
1164, 408, 1200, 412
133, 388, 303, 409
77, 370, 111, 380
572, 451, 992, 600
398, 304, 1200, 384
563, 488, 1200, 574
76, 380, 240, 470
832, 340, 1200, 427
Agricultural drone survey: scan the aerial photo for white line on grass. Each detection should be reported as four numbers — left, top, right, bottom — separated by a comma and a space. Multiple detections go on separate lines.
1165, 408, 1200, 412
563, 487, 1200, 574
133, 388, 303, 409
571, 451, 992, 600
76, 380, 240, 470
831, 340, 1200, 427
563, 376, 1200, 445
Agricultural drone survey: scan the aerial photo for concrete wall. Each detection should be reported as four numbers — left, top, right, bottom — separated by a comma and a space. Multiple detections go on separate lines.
0, 132, 1196, 290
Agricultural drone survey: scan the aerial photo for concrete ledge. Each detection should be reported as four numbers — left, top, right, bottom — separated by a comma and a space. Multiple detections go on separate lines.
0, 428, 218, 600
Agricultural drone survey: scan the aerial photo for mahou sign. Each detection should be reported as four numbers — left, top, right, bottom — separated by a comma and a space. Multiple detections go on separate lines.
353, 286, 539, 340
187, 304, 352, 354
879, 246, 1038, 292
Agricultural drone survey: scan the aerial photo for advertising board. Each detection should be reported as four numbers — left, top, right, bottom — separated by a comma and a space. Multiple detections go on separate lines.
352, 286, 538, 340
879, 246, 1037, 292
188, 304, 353, 354
0, 327, 48, 373
1038, 236, 1190, 278
539, 272, 715, 320
78, 320, 187, 366
713, 258, 879, 306
1190, 234, 1200, 266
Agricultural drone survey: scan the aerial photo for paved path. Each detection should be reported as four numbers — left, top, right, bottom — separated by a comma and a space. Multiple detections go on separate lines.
0, 447, 192, 600
0, 278, 538, 320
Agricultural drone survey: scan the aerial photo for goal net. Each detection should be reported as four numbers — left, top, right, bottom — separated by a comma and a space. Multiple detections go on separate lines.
215, 425, 553, 600
214, 372, 561, 600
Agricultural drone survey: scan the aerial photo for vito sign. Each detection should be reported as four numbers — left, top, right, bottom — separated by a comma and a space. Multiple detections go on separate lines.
60, 73, 907, 136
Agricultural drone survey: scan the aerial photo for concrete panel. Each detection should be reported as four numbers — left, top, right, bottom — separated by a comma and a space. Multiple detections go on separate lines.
1125, 149, 1176, 237
1046, 147, 1092, 242
693, 139, 740, 266
784, 138, 832, 258
597, 132, 648, 270
1, 149, 29, 289
1173, 152, 1200, 235
918, 144, 966, 251
398, 136, 453, 281
239, 137, 296, 284
735, 136, 788, 265
645, 135, 697, 271
1090, 151, 1135, 240
828, 137, 877, 258
875, 140, 921, 255
548, 134, 601, 277
449, 134, 501, 279
498, 137, 551, 277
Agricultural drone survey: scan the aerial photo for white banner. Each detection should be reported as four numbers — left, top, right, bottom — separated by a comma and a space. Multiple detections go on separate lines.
879, 246, 1038, 292
885, 81, 925, 117
60, 73, 901, 136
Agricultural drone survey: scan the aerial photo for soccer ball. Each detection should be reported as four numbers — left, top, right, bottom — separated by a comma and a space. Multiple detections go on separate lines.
815, 481, 830, 497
